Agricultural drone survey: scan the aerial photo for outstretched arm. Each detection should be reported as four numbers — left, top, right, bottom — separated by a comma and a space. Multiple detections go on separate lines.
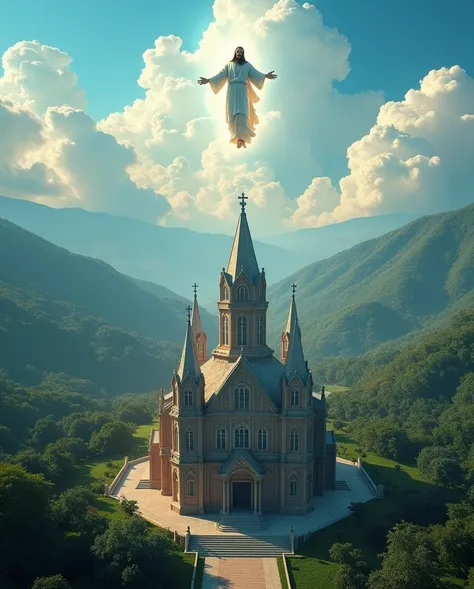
248, 64, 277, 90
198, 64, 228, 94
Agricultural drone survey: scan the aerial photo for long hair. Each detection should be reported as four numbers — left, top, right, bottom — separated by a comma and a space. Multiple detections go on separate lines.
231, 46, 247, 64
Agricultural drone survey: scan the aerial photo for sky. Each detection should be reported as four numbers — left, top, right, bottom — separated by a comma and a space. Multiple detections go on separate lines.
0, 0, 473, 235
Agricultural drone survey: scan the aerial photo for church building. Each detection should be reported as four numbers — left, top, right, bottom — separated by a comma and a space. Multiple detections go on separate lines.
149, 194, 336, 515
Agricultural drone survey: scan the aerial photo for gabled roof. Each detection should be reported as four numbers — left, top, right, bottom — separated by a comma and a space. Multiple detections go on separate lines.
201, 354, 285, 407
226, 210, 261, 285
221, 449, 264, 476
176, 318, 201, 383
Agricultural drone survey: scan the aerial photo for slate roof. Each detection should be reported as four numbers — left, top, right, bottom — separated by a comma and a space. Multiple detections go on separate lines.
191, 294, 204, 337
176, 320, 201, 382
201, 354, 286, 407
226, 210, 261, 285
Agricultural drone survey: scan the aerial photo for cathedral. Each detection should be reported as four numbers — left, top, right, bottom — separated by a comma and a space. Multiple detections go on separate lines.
149, 195, 336, 515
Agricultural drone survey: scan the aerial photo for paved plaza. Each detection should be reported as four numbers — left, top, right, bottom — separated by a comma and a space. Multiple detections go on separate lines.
201, 557, 281, 589
113, 458, 375, 537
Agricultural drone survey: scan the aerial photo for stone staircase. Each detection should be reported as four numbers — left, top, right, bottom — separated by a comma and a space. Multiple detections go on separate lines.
136, 479, 151, 489
189, 534, 292, 557
335, 480, 351, 491
217, 512, 266, 533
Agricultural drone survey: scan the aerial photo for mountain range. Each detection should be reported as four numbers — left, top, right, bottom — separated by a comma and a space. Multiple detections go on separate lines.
0, 195, 413, 305
0, 218, 217, 393
267, 202, 474, 361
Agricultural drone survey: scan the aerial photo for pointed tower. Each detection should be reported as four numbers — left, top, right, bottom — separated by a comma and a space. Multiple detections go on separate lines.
191, 283, 207, 365
172, 306, 204, 414
281, 283, 298, 362
281, 285, 312, 409
213, 193, 272, 361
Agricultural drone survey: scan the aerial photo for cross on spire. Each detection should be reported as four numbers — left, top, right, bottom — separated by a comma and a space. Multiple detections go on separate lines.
192, 283, 198, 297
238, 191, 248, 212
186, 305, 192, 323
291, 283, 297, 296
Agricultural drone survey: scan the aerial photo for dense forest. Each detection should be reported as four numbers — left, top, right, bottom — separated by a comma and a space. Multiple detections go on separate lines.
268, 202, 474, 361
0, 369, 193, 588
323, 309, 474, 588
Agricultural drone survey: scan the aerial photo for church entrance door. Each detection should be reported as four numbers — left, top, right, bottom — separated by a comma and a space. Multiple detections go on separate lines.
232, 481, 252, 510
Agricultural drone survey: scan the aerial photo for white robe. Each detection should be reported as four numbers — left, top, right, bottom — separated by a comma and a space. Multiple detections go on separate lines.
209, 61, 266, 144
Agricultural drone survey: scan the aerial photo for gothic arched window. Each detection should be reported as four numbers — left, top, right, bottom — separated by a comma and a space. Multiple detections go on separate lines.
235, 386, 249, 410
223, 286, 229, 300
256, 314, 264, 345
185, 429, 194, 452
290, 389, 299, 406
197, 339, 203, 353
237, 315, 248, 346
174, 425, 179, 452
188, 479, 195, 497
222, 314, 229, 346
258, 428, 268, 451
234, 425, 250, 449
216, 428, 226, 450
237, 285, 248, 301
184, 389, 193, 407
290, 428, 299, 452
289, 475, 298, 497
258, 287, 265, 301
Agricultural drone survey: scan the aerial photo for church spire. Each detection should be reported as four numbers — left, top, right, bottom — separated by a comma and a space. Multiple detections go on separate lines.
191, 283, 207, 365
226, 192, 261, 285
284, 315, 309, 384
281, 284, 298, 362
177, 306, 201, 382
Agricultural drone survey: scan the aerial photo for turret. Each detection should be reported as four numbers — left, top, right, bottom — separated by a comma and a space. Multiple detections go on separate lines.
191, 283, 207, 365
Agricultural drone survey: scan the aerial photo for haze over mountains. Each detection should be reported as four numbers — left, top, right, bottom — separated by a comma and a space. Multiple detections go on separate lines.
0, 218, 217, 392
0, 195, 413, 305
267, 202, 474, 361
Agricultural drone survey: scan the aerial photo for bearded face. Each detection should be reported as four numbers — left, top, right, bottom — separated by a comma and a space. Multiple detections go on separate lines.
234, 47, 245, 64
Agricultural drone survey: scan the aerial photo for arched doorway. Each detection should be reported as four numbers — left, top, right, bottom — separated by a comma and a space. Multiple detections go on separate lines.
229, 468, 259, 512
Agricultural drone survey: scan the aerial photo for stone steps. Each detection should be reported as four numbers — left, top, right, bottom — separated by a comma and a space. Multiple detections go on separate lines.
217, 513, 266, 533
136, 479, 151, 489
335, 480, 351, 491
189, 534, 291, 557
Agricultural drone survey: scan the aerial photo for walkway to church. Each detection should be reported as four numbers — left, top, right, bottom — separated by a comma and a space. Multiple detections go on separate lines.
201, 557, 281, 589
113, 458, 375, 537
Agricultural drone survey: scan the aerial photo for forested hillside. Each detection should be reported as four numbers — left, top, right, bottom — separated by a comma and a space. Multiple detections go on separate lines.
268, 203, 474, 360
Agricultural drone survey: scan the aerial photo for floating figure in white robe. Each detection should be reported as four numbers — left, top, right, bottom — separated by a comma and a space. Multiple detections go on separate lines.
198, 46, 277, 149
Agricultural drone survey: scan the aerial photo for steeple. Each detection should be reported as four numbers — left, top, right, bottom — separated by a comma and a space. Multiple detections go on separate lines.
284, 315, 308, 383
281, 283, 298, 362
191, 283, 207, 365
226, 192, 261, 285
177, 306, 201, 382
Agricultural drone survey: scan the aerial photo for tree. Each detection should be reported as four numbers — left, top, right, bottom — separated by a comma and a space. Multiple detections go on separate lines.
368, 522, 444, 589
50, 487, 107, 537
120, 498, 139, 517
31, 417, 63, 450
329, 542, 369, 589
92, 517, 169, 588
32, 574, 71, 589
89, 421, 134, 456
0, 463, 54, 580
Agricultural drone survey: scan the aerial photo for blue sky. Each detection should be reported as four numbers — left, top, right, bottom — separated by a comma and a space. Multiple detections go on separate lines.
1, 0, 472, 121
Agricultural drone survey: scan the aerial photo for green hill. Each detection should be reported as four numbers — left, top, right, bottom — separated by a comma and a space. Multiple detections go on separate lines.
267, 203, 474, 359
0, 217, 217, 346
0, 218, 221, 393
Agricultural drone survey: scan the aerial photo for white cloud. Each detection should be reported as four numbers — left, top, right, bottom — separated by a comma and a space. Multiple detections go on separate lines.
0, 4, 472, 233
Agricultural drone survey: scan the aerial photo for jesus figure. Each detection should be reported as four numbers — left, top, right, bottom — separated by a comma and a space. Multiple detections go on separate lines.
198, 46, 277, 149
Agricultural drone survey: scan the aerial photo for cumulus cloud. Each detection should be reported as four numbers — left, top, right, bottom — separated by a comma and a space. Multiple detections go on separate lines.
0, 3, 472, 233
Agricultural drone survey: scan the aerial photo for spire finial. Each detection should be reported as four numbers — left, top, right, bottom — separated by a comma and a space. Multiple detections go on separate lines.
192, 283, 198, 297
238, 191, 248, 212
186, 305, 192, 323
291, 283, 297, 296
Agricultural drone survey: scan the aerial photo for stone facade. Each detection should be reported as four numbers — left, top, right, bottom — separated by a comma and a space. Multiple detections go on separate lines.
149, 197, 336, 515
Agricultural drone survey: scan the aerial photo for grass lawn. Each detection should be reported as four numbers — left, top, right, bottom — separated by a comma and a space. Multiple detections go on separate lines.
287, 422, 462, 588
325, 384, 350, 393
277, 557, 290, 589
69, 420, 194, 588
